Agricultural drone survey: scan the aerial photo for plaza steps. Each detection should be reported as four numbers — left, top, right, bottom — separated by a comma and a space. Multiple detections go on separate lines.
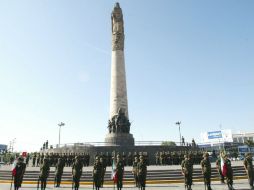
0, 165, 247, 183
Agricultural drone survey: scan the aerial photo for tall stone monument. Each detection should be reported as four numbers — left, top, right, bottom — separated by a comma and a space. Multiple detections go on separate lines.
105, 2, 135, 146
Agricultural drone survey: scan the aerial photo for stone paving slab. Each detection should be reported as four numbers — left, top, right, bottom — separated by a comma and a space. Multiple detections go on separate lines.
0, 179, 252, 190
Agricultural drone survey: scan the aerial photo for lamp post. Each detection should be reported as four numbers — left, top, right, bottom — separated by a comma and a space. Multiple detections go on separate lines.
58, 122, 65, 148
175, 121, 181, 146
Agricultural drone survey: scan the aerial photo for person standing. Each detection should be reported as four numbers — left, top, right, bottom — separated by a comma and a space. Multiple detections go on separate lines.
116, 154, 124, 190
223, 154, 234, 190
137, 155, 147, 190
55, 157, 65, 187
181, 154, 193, 190
13, 157, 26, 190
93, 156, 103, 190
243, 152, 254, 190
132, 156, 139, 187
200, 152, 212, 190
72, 156, 83, 190
39, 157, 50, 190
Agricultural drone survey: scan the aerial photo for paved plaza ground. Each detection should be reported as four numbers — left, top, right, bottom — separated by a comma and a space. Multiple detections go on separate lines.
0, 179, 252, 190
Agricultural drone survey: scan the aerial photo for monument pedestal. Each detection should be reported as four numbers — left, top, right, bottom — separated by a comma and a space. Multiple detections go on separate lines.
105, 133, 134, 146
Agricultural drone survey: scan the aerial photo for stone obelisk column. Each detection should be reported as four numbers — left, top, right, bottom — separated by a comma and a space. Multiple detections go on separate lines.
105, 2, 134, 146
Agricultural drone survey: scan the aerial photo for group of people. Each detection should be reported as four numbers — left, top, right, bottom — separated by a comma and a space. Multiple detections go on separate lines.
155, 150, 204, 165
31, 152, 91, 167
10, 151, 254, 190
181, 152, 254, 190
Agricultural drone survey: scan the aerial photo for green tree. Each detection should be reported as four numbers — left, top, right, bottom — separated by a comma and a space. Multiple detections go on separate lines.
161, 141, 176, 146
244, 140, 254, 147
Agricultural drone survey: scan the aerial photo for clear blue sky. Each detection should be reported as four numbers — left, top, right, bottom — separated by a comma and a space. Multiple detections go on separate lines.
0, 0, 253, 152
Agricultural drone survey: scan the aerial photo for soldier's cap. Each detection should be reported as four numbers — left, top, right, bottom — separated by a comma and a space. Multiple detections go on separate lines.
95, 156, 100, 160
139, 155, 144, 159
203, 152, 209, 157
18, 156, 24, 161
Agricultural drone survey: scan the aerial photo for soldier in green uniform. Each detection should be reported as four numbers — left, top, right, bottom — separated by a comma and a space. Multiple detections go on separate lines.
223, 154, 234, 190
32, 153, 36, 167
243, 152, 254, 190
181, 154, 193, 190
137, 155, 147, 190
116, 154, 124, 190
200, 152, 212, 190
132, 156, 139, 187
72, 156, 83, 190
93, 156, 103, 190
55, 157, 65, 187
13, 157, 26, 190
39, 157, 50, 190
155, 152, 160, 165
100, 156, 107, 187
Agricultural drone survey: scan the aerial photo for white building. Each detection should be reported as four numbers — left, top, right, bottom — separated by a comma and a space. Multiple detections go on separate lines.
232, 132, 254, 143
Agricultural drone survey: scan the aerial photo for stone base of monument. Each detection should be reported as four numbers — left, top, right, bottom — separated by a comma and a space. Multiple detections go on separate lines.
105, 133, 134, 146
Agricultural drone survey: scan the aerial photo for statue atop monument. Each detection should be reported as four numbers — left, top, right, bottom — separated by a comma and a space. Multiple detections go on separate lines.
111, 2, 124, 51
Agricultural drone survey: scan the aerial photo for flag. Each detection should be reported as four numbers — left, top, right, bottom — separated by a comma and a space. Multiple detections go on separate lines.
11, 159, 17, 176
111, 159, 118, 183
220, 155, 227, 176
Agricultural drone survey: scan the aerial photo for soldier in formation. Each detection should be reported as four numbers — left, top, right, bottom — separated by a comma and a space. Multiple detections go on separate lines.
13, 156, 26, 190
132, 156, 139, 187
32, 153, 36, 167
72, 156, 83, 190
243, 152, 253, 190
137, 155, 147, 190
39, 157, 50, 190
200, 152, 212, 190
116, 154, 124, 190
100, 156, 107, 187
93, 156, 103, 190
223, 154, 234, 190
181, 154, 193, 190
54, 157, 65, 188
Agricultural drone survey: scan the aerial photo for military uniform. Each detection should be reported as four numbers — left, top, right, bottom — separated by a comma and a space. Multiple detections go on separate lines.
55, 158, 65, 187
132, 157, 139, 187
39, 158, 50, 190
137, 156, 147, 190
243, 153, 254, 189
223, 155, 234, 190
72, 156, 83, 190
181, 154, 193, 190
13, 157, 26, 190
200, 153, 212, 190
32, 154, 36, 167
93, 157, 103, 190
116, 155, 124, 190
100, 156, 107, 187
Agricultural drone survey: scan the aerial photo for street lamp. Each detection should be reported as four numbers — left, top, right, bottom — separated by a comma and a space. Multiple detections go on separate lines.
58, 122, 65, 148
175, 121, 182, 146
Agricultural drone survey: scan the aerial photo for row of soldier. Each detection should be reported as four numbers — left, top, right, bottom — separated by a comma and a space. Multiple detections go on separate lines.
29, 152, 149, 167
155, 151, 204, 165
31, 153, 91, 167
10, 152, 254, 190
